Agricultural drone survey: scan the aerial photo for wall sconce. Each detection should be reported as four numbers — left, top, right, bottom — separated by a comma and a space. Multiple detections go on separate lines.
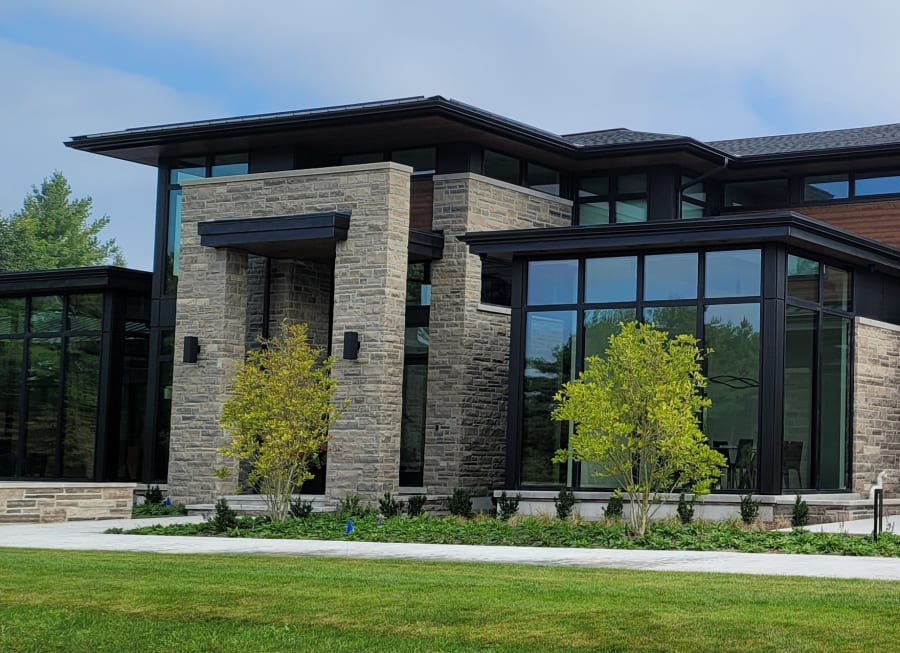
342, 331, 360, 360
183, 336, 201, 364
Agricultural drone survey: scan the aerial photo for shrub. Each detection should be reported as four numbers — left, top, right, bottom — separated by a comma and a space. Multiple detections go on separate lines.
378, 492, 403, 518
605, 489, 624, 519
676, 493, 694, 524
289, 497, 314, 519
791, 495, 810, 528
212, 498, 237, 532
339, 494, 367, 518
740, 494, 760, 525
496, 491, 521, 521
144, 485, 164, 505
554, 487, 576, 520
448, 488, 473, 518
406, 495, 426, 517
132, 502, 186, 518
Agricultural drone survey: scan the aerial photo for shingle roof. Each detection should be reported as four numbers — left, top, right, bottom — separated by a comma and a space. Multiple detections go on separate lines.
562, 128, 687, 147
709, 123, 900, 157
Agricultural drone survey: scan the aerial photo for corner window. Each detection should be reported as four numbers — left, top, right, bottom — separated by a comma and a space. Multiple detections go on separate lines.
577, 174, 648, 225
525, 163, 560, 196
681, 175, 707, 220
483, 150, 520, 185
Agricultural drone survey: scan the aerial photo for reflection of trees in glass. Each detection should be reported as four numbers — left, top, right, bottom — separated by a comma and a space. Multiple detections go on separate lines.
584, 309, 636, 358
63, 337, 100, 478
643, 305, 697, 337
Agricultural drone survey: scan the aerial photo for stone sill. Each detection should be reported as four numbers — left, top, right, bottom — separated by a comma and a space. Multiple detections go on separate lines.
494, 490, 898, 506
180, 161, 414, 187
477, 303, 511, 316
434, 172, 575, 206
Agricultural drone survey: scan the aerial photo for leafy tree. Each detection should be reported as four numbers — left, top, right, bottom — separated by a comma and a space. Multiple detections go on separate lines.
219, 322, 344, 521
552, 321, 726, 536
0, 171, 125, 271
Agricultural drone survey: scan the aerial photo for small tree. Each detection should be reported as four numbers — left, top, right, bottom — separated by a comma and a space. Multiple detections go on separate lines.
553, 321, 725, 536
219, 322, 343, 521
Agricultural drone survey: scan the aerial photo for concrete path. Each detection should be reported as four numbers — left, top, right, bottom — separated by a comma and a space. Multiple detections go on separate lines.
2, 515, 900, 581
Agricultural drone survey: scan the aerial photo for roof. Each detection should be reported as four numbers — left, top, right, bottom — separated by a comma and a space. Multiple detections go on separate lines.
562, 128, 688, 147
710, 123, 900, 158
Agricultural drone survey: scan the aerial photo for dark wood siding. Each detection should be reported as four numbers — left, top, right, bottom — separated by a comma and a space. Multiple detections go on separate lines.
409, 178, 434, 231
801, 199, 900, 248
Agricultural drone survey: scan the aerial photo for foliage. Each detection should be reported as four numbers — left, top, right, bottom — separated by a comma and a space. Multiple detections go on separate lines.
677, 493, 695, 525
448, 489, 473, 518
740, 494, 760, 525
219, 322, 344, 521
496, 491, 521, 522
132, 502, 187, 518
338, 494, 371, 519
212, 498, 237, 532
792, 495, 810, 528
0, 171, 125, 272
289, 497, 314, 519
406, 495, 426, 517
144, 485, 164, 505
378, 492, 403, 518
605, 489, 624, 519
553, 321, 726, 536
553, 487, 576, 520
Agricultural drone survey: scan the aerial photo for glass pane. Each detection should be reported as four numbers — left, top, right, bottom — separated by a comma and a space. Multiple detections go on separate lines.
483, 150, 520, 185
681, 202, 705, 219
211, 153, 249, 177
0, 298, 25, 334
154, 360, 173, 482
855, 172, 900, 196
169, 157, 206, 184
584, 257, 637, 304
704, 304, 760, 491
615, 198, 647, 223
393, 148, 436, 175
63, 337, 99, 478
584, 308, 636, 358
784, 307, 816, 490
723, 179, 788, 208
406, 263, 431, 306
522, 311, 576, 485
67, 294, 103, 331
705, 250, 761, 298
579, 202, 611, 225
644, 253, 698, 300
30, 296, 63, 333
823, 265, 851, 311
341, 152, 384, 165
116, 333, 149, 481
527, 260, 578, 305
803, 175, 849, 201
404, 327, 429, 356
643, 305, 697, 337
481, 257, 511, 307
526, 163, 560, 196
0, 340, 22, 477
682, 178, 706, 203
399, 361, 428, 487
164, 189, 182, 296
819, 315, 850, 490
618, 174, 647, 195
24, 338, 60, 477
787, 254, 820, 303
578, 177, 609, 198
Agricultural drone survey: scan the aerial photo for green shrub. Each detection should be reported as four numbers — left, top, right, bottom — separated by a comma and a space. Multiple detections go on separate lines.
212, 498, 237, 532
132, 502, 186, 518
496, 491, 521, 521
448, 489, 473, 518
676, 493, 694, 524
144, 485, 164, 505
378, 492, 403, 518
791, 495, 810, 528
339, 494, 369, 518
605, 489, 624, 519
406, 495, 426, 517
554, 487, 577, 520
289, 497, 314, 519
740, 494, 760, 525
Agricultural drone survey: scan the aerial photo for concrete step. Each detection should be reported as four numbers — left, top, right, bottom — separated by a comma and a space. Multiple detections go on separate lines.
186, 494, 329, 517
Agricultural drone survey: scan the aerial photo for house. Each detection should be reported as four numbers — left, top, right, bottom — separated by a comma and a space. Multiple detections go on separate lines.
2, 95, 900, 521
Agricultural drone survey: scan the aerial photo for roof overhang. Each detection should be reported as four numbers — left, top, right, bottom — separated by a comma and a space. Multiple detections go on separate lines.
198, 211, 351, 259
460, 211, 900, 277
0, 266, 152, 296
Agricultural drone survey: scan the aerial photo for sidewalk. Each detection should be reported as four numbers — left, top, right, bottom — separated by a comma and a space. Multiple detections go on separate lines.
3, 515, 900, 581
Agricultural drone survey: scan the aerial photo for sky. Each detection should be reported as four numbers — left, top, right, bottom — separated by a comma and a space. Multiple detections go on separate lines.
2, 0, 900, 271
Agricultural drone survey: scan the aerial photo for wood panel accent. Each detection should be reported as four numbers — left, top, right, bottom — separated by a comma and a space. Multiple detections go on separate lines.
801, 199, 900, 248
409, 178, 434, 231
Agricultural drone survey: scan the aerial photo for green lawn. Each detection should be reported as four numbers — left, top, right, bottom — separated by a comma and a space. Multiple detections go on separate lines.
0, 549, 898, 652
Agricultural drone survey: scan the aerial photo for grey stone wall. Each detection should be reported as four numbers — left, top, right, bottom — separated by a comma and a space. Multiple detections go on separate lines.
171, 163, 412, 505
0, 482, 135, 523
424, 173, 572, 495
852, 317, 900, 495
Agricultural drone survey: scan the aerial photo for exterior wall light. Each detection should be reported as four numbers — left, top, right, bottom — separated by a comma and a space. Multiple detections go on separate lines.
183, 336, 201, 364
342, 331, 360, 360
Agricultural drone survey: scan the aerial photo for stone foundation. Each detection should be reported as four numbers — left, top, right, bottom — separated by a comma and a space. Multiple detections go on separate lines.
0, 482, 136, 523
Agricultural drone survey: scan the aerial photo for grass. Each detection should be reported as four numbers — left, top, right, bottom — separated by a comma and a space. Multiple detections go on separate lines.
1, 548, 899, 652
110, 512, 900, 557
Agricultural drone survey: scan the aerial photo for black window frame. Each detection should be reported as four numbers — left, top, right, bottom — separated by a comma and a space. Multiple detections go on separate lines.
575, 171, 649, 225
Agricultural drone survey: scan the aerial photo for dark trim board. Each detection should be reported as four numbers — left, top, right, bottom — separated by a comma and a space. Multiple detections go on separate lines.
198, 211, 351, 259
408, 230, 444, 262
0, 267, 151, 296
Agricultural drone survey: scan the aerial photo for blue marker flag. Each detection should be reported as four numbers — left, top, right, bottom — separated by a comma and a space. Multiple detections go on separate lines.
346, 518, 354, 534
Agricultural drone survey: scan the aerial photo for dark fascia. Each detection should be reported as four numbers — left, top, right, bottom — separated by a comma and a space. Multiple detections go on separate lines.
0, 266, 152, 296
65, 95, 727, 166
460, 211, 900, 277
408, 229, 445, 262
726, 142, 900, 168
197, 211, 351, 249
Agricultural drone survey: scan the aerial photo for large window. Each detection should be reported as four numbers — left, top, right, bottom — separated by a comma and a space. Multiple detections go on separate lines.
400, 263, 431, 487
803, 170, 900, 202
482, 149, 561, 196
577, 174, 648, 224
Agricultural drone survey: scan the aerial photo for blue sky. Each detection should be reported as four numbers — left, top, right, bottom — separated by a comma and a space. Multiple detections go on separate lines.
2, 1, 900, 270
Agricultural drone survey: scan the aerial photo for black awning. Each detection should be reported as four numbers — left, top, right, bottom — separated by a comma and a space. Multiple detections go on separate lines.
198, 211, 351, 259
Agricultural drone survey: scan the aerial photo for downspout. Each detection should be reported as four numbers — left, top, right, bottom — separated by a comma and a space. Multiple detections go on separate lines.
679, 154, 730, 192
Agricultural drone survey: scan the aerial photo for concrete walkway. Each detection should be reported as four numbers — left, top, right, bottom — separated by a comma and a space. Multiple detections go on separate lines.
2, 515, 900, 581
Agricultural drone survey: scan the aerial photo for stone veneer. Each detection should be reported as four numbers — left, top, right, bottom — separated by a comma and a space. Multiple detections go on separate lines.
0, 482, 135, 522
424, 173, 572, 495
853, 316, 900, 495
169, 163, 411, 505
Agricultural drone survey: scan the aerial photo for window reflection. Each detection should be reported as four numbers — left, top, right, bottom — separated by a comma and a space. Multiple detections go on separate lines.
644, 253, 698, 301
527, 260, 578, 305
784, 307, 816, 489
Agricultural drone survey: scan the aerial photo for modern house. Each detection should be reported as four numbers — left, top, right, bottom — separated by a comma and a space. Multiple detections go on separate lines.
3, 95, 900, 521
